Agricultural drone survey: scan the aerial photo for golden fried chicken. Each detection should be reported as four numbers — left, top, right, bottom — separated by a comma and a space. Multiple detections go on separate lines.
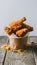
9, 17, 26, 27
22, 23, 33, 32
16, 28, 29, 37
4, 17, 33, 37
4, 27, 13, 35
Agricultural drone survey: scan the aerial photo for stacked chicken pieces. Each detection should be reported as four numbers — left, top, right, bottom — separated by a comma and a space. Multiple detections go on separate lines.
4, 17, 33, 37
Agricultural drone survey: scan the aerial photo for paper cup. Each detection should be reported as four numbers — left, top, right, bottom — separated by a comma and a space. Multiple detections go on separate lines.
8, 33, 29, 50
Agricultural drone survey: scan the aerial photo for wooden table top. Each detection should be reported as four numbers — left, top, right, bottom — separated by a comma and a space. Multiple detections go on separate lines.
0, 36, 37, 65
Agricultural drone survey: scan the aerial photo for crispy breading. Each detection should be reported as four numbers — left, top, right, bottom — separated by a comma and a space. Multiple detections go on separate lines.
9, 17, 26, 28
4, 27, 13, 35
16, 28, 29, 37
10, 24, 23, 33
22, 23, 33, 32
4, 17, 33, 37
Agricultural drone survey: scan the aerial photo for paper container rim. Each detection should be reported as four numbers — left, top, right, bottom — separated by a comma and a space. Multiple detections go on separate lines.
8, 33, 29, 39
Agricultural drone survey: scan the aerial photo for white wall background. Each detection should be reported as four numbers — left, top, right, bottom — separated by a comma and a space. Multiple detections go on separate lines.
0, 0, 37, 36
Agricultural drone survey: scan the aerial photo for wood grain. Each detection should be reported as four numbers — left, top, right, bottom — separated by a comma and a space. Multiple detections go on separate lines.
4, 50, 35, 65
0, 36, 8, 65
29, 36, 37, 65
0, 36, 37, 65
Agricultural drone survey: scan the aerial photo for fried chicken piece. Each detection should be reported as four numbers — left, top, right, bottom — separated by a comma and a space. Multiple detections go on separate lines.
9, 17, 26, 32
4, 27, 13, 35
22, 23, 33, 32
16, 28, 29, 37
9, 17, 26, 28
10, 24, 23, 33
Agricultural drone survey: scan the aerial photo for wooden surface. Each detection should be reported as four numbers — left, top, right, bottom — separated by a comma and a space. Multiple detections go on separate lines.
0, 36, 37, 65
0, 36, 8, 65
29, 36, 37, 65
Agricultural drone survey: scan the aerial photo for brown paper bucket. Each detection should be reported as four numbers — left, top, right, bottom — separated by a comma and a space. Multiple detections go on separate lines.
8, 33, 29, 50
